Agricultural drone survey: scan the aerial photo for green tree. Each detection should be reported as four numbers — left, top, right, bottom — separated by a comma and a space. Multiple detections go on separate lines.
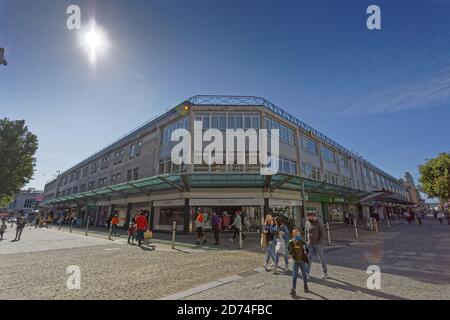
0, 119, 38, 199
418, 152, 450, 204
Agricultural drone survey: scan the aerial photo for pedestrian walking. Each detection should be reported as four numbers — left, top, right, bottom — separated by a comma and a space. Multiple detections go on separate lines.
433, 210, 438, 220
111, 214, 119, 236
127, 221, 136, 244
229, 211, 246, 243
305, 211, 328, 279
211, 211, 220, 245
195, 210, 206, 245
437, 211, 445, 224
415, 211, 422, 226
288, 229, 309, 297
0, 218, 7, 240
46, 215, 53, 228
446, 211, 450, 225
34, 215, 40, 228
274, 217, 289, 272
14, 216, 26, 241
262, 214, 276, 271
135, 211, 148, 247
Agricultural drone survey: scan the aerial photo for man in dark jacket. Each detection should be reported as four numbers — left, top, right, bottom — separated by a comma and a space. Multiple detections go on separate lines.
304, 212, 328, 279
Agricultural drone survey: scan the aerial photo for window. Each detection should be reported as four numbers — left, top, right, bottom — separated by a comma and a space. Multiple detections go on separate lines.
265, 116, 295, 145
24, 199, 35, 208
111, 173, 121, 184
127, 170, 132, 182
278, 157, 297, 175
129, 144, 136, 158
88, 181, 95, 190
301, 136, 318, 156
321, 146, 335, 163
73, 186, 78, 194
98, 177, 107, 187
64, 176, 68, 185
90, 161, 98, 174
113, 151, 119, 165
80, 184, 86, 193
119, 149, 124, 163
338, 155, 349, 169
100, 157, 108, 170
162, 117, 190, 143
133, 167, 139, 180
136, 141, 143, 156
341, 176, 353, 188
325, 171, 339, 185
82, 167, 88, 177
75, 170, 80, 180
69, 173, 74, 183
301, 162, 321, 181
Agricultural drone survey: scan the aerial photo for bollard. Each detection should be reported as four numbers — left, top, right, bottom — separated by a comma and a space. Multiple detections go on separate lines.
354, 219, 359, 241
373, 219, 379, 233
239, 228, 243, 249
326, 222, 331, 245
386, 216, 390, 229
58, 219, 62, 231
171, 221, 176, 249
70, 219, 74, 233
85, 218, 90, 236
395, 214, 398, 224
369, 217, 373, 230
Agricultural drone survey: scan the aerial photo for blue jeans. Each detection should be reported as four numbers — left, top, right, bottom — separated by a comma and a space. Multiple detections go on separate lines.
306, 244, 327, 274
292, 261, 308, 290
275, 241, 289, 267
265, 240, 276, 265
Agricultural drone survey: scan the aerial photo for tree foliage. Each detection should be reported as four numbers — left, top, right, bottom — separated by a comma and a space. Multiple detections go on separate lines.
0, 118, 38, 198
418, 152, 450, 203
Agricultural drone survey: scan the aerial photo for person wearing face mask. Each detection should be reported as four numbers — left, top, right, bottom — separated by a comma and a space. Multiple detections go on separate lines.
288, 229, 309, 297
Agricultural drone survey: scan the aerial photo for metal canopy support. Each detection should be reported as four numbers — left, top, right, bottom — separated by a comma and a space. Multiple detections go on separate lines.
263, 175, 272, 192
270, 175, 294, 192
157, 176, 183, 191
181, 175, 191, 192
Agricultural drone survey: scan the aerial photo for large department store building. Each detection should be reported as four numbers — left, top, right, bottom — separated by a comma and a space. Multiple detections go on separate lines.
42, 96, 411, 233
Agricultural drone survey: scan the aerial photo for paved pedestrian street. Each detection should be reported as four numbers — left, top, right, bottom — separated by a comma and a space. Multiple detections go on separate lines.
0, 218, 449, 300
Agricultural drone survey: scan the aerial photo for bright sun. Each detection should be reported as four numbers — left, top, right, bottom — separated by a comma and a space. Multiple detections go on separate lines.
81, 20, 108, 66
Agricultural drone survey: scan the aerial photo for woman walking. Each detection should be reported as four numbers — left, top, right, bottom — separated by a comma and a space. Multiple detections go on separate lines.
263, 214, 276, 271
274, 217, 289, 273
195, 210, 206, 245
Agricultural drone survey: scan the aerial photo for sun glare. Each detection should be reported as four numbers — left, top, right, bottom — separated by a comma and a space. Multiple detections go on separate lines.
81, 20, 108, 66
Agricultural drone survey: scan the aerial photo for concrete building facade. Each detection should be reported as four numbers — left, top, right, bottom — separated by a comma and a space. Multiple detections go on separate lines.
43, 96, 410, 233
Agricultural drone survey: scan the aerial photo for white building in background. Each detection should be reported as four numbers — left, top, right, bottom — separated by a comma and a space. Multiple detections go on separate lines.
8, 188, 43, 217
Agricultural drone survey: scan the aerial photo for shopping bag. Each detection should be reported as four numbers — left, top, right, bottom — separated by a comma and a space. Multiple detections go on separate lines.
260, 233, 267, 248
275, 238, 285, 254
144, 231, 153, 240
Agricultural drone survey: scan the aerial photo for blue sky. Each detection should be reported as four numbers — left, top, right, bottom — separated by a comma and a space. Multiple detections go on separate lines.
1, 0, 449, 199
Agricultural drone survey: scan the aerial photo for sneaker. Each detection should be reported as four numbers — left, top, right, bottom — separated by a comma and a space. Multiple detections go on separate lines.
321, 273, 328, 280
290, 289, 296, 297
304, 286, 309, 293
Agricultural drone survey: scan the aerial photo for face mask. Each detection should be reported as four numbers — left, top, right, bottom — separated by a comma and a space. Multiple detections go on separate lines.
295, 235, 302, 241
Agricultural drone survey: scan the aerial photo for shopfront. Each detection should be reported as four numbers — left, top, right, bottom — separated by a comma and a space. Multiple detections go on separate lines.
268, 199, 303, 230
190, 198, 264, 233
153, 199, 186, 232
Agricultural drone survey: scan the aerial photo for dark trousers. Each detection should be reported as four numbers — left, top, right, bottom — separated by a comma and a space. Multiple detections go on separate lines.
232, 228, 246, 240
0, 231, 4, 240
15, 228, 24, 240
212, 225, 220, 244
111, 224, 118, 236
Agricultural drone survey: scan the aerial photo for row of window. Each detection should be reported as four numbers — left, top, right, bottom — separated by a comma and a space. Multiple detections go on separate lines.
265, 116, 295, 145
58, 168, 141, 197
193, 113, 260, 132
59, 141, 143, 187
301, 136, 351, 168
